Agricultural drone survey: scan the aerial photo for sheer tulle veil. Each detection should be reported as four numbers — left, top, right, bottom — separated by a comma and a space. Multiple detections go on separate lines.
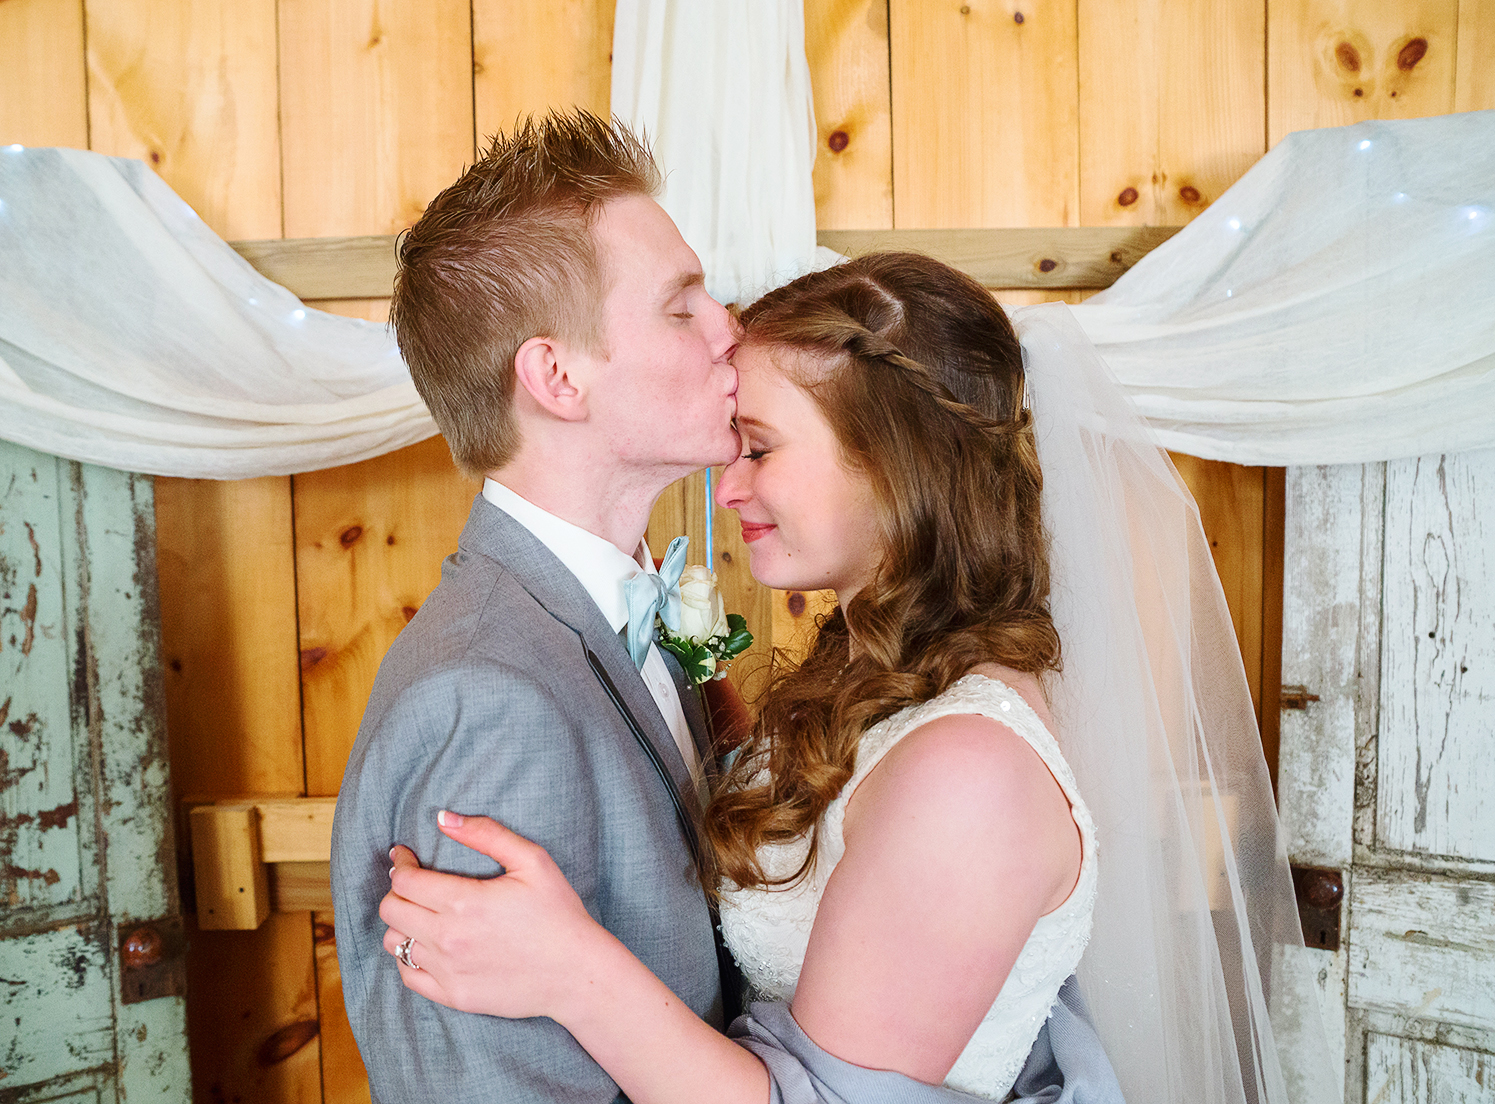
1015, 303, 1336, 1104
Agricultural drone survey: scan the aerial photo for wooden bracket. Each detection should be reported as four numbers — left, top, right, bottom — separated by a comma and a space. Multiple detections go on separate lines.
189, 797, 336, 929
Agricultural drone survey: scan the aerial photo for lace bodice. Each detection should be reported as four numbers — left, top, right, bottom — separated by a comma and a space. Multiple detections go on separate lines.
718, 674, 1097, 1100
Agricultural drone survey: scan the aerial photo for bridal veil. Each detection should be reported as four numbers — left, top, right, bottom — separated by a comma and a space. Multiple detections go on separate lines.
1018, 303, 1336, 1104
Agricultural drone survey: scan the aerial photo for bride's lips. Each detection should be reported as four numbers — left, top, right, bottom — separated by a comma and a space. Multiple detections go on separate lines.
739, 522, 775, 543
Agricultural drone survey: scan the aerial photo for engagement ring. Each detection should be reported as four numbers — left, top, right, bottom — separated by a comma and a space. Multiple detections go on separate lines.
395, 935, 420, 970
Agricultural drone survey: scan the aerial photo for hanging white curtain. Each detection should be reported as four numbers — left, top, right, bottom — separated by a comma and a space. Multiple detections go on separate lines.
610, 0, 823, 307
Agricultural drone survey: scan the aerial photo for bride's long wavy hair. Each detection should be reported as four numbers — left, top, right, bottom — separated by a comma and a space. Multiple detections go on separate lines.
704, 252, 1062, 893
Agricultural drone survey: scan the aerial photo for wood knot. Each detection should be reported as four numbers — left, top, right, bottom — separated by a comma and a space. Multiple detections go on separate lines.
827, 130, 850, 153
169, 658, 183, 673
720, 550, 733, 564
787, 592, 807, 617
1013, 11, 1025, 23
1109, 250, 1124, 264
1335, 42, 1361, 72
300, 646, 329, 671
401, 606, 418, 623
1179, 185, 1202, 204
1037, 258, 1058, 273
339, 525, 364, 548
1397, 38, 1427, 70
149, 150, 162, 166
257, 1020, 320, 1066
313, 921, 337, 945
959, 4, 971, 13
1354, 88, 1364, 97
1117, 186, 1139, 207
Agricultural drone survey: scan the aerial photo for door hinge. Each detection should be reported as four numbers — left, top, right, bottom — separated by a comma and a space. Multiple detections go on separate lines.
1281, 685, 1321, 710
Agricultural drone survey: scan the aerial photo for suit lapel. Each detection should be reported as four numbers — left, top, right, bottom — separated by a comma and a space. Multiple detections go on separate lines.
660, 648, 717, 789
457, 497, 698, 803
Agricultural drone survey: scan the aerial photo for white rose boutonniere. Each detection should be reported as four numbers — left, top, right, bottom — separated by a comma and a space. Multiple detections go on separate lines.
657, 565, 753, 684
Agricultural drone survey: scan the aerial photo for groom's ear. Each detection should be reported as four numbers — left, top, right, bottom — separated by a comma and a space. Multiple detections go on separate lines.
512, 335, 588, 422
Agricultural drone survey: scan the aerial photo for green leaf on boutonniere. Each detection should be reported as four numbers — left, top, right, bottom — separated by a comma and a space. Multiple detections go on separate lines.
683, 643, 717, 684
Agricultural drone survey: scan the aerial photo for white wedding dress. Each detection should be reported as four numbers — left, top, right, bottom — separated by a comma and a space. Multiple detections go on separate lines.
718, 673, 1098, 1101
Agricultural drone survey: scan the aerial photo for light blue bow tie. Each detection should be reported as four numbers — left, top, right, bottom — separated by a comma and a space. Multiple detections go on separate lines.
623, 535, 688, 669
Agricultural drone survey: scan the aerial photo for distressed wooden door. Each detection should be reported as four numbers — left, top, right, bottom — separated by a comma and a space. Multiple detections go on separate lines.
0, 440, 190, 1101
1277, 454, 1495, 1103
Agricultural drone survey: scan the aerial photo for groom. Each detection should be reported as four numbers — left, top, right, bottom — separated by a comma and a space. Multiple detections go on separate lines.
333, 110, 1120, 1103
331, 112, 739, 1100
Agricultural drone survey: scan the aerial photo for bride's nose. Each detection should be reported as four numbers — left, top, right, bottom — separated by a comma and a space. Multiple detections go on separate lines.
715, 456, 750, 509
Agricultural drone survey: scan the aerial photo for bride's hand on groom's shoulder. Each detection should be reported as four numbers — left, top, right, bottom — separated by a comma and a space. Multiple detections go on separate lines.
379, 812, 605, 1021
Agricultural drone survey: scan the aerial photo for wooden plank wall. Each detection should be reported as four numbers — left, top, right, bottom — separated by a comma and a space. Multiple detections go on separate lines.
3, 1, 1490, 1100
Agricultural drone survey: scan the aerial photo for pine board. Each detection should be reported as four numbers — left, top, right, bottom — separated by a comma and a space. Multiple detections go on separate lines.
0, 0, 88, 149
277, 0, 475, 237
1455, 0, 1495, 111
890, 0, 1080, 228
805, 0, 895, 230
84, 0, 283, 239
293, 436, 476, 797
1266, 0, 1460, 144
1078, 0, 1265, 226
472, 0, 614, 139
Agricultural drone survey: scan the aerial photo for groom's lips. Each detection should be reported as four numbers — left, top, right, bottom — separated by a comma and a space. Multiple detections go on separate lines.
739, 522, 774, 543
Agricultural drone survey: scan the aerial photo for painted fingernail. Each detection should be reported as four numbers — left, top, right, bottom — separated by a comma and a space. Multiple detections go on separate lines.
389, 865, 396, 878
388, 846, 397, 860
437, 809, 464, 828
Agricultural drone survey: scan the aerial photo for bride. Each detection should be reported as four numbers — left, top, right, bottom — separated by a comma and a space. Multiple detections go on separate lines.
378, 252, 1317, 1104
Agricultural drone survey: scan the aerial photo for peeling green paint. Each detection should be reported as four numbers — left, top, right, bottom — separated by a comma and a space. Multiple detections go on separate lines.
0, 441, 189, 1102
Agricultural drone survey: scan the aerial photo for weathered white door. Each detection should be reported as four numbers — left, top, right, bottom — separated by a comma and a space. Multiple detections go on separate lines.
0, 440, 190, 1101
1278, 454, 1495, 1103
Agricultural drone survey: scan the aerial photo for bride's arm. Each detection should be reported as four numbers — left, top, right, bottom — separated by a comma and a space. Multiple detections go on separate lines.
382, 815, 770, 1104
790, 712, 1079, 1080
380, 712, 1077, 1101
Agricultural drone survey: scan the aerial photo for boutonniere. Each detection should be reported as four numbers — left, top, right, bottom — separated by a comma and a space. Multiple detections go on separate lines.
657, 565, 754, 685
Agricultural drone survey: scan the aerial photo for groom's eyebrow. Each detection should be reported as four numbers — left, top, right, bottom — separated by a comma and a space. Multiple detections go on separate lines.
659, 269, 706, 304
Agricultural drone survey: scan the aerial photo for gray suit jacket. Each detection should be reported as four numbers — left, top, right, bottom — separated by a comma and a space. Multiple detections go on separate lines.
333, 496, 724, 1102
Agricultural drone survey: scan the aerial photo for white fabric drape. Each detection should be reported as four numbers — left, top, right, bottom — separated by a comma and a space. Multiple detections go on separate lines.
1071, 109, 1495, 464
0, 146, 432, 478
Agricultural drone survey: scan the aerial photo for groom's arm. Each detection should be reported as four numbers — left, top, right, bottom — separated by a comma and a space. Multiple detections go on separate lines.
334, 662, 623, 1104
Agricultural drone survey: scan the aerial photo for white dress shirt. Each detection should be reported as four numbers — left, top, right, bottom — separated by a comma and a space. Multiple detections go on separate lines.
481, 478, 705, 802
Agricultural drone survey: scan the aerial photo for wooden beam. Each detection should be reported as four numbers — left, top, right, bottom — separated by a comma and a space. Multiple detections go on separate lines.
257, 797, 338, 864
189, 804, 271, 931
230, 234, 401, 300
816, 226, 1180, 289
189, 797, 338, 928
229, 226, 1183, 300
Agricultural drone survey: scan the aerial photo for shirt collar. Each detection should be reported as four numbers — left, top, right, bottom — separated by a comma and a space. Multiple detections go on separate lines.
482, 478, 655, 633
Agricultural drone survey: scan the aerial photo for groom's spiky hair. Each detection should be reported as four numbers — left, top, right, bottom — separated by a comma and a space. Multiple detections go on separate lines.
392, 110, 661, 477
